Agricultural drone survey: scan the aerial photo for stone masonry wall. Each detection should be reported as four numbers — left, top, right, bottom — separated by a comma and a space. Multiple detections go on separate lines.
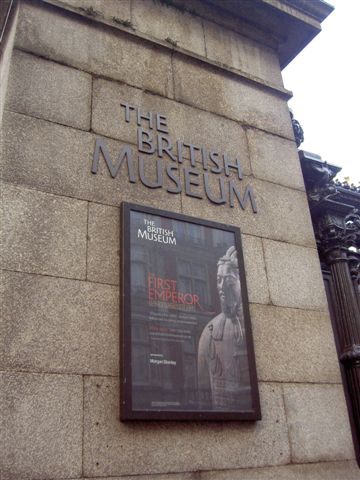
1, 0, 359, 479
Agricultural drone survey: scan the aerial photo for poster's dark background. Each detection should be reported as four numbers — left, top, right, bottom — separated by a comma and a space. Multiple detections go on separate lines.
130, 210, 250, 412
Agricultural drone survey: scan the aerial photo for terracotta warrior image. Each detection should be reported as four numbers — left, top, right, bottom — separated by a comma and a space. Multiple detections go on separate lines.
197, 246, 250, 410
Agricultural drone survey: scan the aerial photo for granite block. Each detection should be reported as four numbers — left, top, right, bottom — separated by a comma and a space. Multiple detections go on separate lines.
173, 55, 293, 139
6, 49, 92, 130
242, 234, 270, 305
0, 372, 82, 480
246, 128, 305, 190
6, 459, 358, 480
83, 475, 194, 480
283, 383, 354, 463
83, 378, 289, 477
201, 460, 360, 479
263, 239, 328, 311
203, 20, 283, 87
59, 0, 131, 22
132, 0, 205, 56
166, 0, 277, 50
1, 111, 182, 211
0, 271, 119, 375
15, 1, 173, 97
87, 203, 120, 285
250, 304, 341, 383
0, 3, 18, 126
1, 182, 87, 279
181, 177, 316, 248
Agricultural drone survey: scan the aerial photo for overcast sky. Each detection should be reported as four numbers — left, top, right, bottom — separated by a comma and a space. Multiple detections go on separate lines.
282, 0, 360, 184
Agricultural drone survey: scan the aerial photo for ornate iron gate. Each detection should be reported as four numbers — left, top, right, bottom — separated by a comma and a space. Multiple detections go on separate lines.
300, 150, 360, 465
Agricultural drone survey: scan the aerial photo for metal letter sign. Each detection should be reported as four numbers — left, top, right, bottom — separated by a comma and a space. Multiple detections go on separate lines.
91, 101, 258, 213
120, 202, 261, 421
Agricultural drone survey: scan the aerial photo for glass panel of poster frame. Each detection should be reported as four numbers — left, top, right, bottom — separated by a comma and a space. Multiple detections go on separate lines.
120, 202, 261, 421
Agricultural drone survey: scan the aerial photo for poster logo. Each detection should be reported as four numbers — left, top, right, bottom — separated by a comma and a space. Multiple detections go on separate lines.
137, 217, 176, 245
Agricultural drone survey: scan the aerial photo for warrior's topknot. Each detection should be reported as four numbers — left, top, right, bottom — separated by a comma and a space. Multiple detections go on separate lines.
217, 245, 238, 270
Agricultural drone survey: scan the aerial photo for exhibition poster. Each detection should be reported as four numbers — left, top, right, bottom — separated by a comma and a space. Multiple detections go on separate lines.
120, 203, 261, 421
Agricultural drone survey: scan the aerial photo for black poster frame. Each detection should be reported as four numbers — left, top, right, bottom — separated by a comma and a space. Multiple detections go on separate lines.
120, 202, 261, 421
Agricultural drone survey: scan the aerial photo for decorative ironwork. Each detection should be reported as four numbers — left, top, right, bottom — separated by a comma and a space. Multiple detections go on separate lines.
289, 109, 304, 148
316, 209, 360, 254
335, 178, 360, 193
300, 150, 360, 467
349, 254, 360, 283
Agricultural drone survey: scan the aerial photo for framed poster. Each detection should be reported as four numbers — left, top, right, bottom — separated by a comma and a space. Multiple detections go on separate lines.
120, 202, 261, 421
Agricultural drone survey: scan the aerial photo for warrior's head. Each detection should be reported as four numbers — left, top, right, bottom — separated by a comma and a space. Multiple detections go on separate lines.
217, 246, 241, 317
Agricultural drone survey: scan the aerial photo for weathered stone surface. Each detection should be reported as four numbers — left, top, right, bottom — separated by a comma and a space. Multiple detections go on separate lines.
173, 55, 293, 139
201, 460, 360, 479
181, 176, 316, 248
132, 0, 205, 56
1, 182, 87, 279
84, 475, 194, 480
242, 234, 270, 305
0, 271, 119, 375
87, 203, 120, 285
59, 0, 131, 22
82, 475, 197, 480
83, 475, 194, 480
92, 78, 251, 175
87, 461, 360, 480
0, 372, 82, 479
6, 49, 92, 130
246, 128, 305, 190
84, 379, 289, 477
0, 3, 18, 126
15, 1, 173, 97
169, 0, 278, 51
263, 240, 328, 311
1, 111, 182, 211
203, 20, 283, 87
250, 304, 341, 383
283, 384, 354, 463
